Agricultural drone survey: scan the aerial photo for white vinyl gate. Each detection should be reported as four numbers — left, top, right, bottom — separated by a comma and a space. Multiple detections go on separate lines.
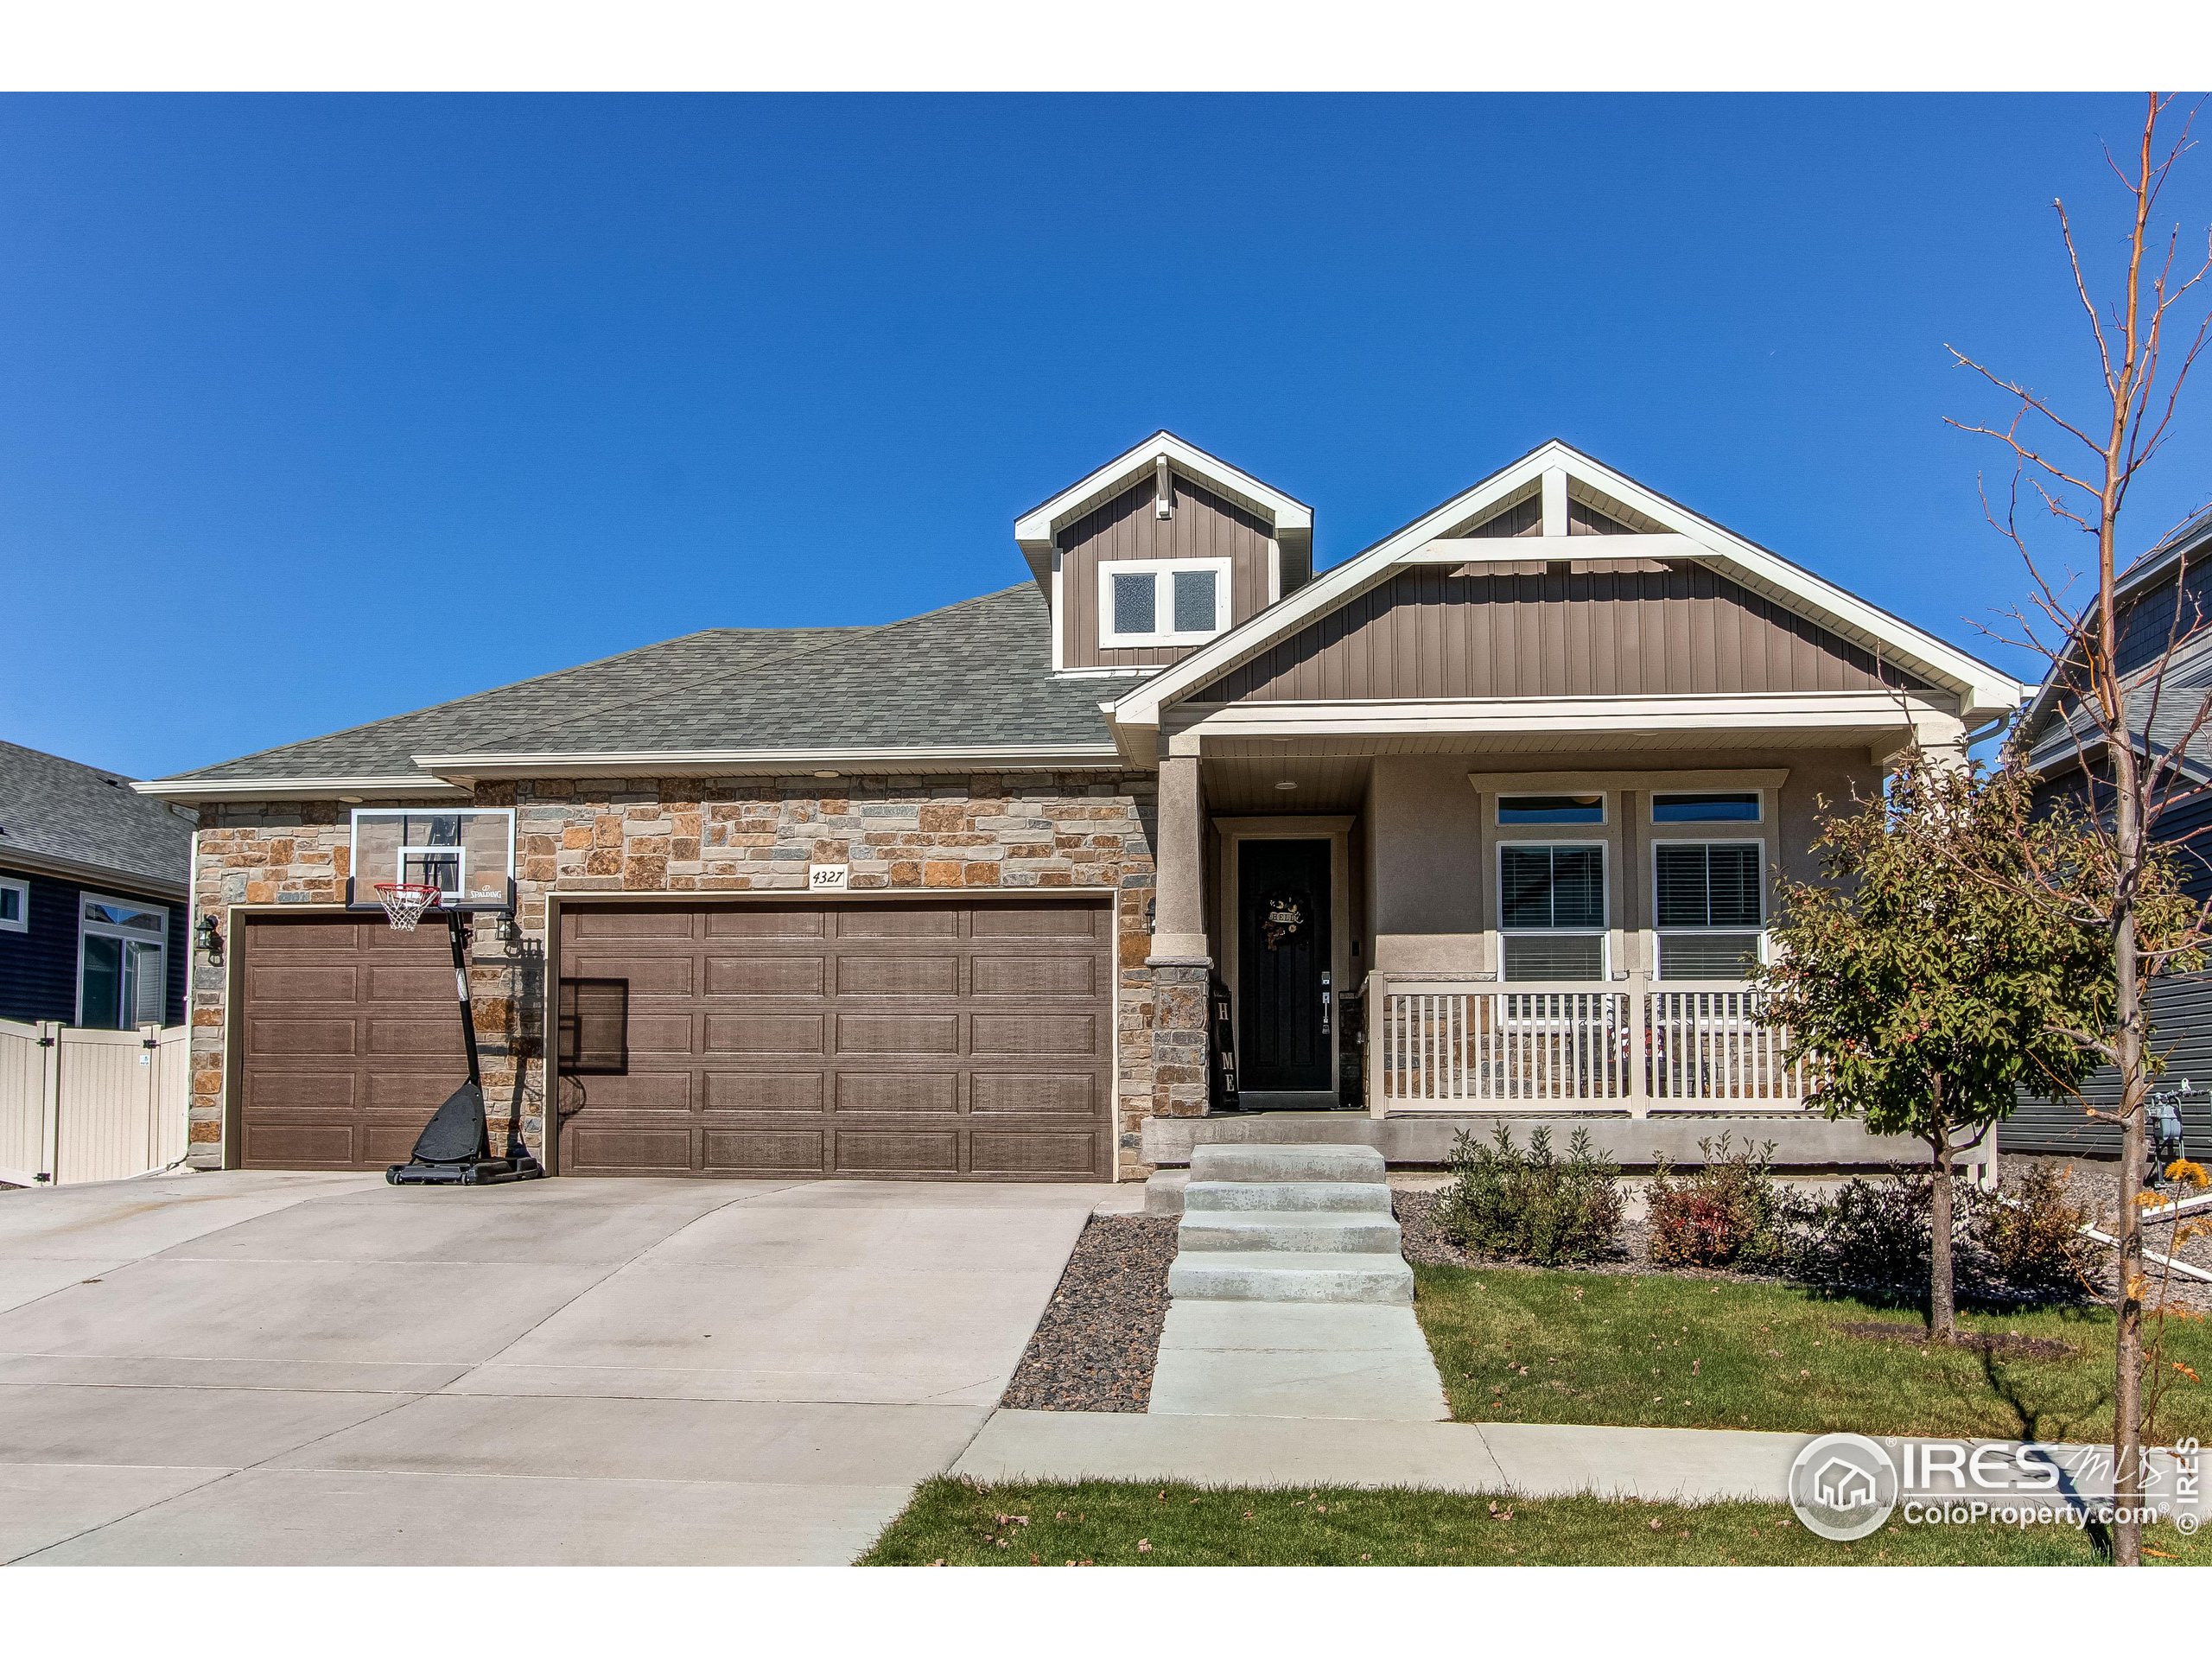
0, 1018, 190, 1187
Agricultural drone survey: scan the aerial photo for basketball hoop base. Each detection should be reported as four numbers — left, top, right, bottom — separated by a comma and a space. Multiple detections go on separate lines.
384, 1078, 547, 1186
388, 1153, 545, 1186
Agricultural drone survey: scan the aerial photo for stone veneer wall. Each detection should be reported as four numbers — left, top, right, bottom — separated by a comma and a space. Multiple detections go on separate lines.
188, 772, 1203, 1179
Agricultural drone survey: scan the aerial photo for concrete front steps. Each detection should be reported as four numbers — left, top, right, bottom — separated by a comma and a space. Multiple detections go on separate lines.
1163, 1141, 1414, 1306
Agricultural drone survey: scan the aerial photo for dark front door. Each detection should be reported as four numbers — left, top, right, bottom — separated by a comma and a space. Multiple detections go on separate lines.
1237, 838, 1332, 1092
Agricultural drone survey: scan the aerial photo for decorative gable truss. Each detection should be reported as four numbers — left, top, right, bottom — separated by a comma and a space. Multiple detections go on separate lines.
1106, 442, 2024, 763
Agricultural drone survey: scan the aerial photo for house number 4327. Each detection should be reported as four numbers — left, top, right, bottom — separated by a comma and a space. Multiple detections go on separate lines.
809, 864, 849, 892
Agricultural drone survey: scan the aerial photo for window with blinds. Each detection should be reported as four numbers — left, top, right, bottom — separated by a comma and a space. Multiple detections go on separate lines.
1498, 844, 1607, 981
1654, 842, 1763, 979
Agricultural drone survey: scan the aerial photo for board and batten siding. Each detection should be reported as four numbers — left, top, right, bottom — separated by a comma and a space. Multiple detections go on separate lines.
1195, 563, 1935, 704
1059, 474, 1278, 671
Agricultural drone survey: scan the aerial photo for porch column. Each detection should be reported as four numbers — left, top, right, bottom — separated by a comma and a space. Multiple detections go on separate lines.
1151, 750, 1208, 960
1147, 747, 1211, 1124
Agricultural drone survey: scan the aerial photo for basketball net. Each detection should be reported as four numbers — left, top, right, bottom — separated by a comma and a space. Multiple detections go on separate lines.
374, 881, 443, 932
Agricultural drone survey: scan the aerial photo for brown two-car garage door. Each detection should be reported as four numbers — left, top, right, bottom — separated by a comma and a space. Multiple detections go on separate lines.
234, 913, 468, 1170
556, 898, 1116, 1180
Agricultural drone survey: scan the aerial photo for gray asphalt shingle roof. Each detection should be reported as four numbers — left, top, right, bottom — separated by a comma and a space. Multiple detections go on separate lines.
0, 741, 196, 892
155, 584, 1112, 788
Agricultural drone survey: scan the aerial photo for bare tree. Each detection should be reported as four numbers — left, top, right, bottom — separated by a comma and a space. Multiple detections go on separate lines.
1948, 92, 2212, 1567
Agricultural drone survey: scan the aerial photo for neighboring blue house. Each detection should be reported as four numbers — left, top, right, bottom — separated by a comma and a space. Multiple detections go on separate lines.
2008, 502, 2212, 1156
0, 740, 195, 1029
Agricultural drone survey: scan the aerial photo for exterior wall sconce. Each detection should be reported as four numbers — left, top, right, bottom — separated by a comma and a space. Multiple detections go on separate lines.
196, 913, 224, 966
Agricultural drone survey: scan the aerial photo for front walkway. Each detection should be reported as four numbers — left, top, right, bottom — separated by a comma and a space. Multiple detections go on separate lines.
0, 1170, 1106, 1565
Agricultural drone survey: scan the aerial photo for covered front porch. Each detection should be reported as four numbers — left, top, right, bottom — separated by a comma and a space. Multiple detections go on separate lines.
1147, 735, 1923, 1124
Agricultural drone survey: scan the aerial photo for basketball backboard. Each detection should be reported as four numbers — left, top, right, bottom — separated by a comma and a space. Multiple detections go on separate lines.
346, 808, 516, 914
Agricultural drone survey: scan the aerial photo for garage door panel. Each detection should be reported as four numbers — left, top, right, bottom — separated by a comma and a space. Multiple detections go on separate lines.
705, 956, 826, 997
368, 1016, 467, 1058
569, 1125, 695, 1173
705, 907, 823, 939
242, 1122, 359, 1166
971, 1129, 1097, 1175
970, 953, 1096, 996
242, 1071, 356, 1109
575, 1070, 693, 1109
836, 1013, 960, 1055
835, 1071, 959, 1114
836, 955, 958, 996
706, 1013, 825, 1054
972, 1012, 1097, 1057
559, 898, 1112, 1181
704, 1128, 824, 1172
970, 905, 1102, 938
703, 1072, 821, 1112
835, 908, 960, 938
573, 908, 699, 940
245, 963, 361, 1003
572, 955, 695, 997
970, 1072, 1096, 1116
365, 1071, 470, 1110
835, 1129, 959, 1173
248, 1017, 359, 1058
363, 963, 464, 1002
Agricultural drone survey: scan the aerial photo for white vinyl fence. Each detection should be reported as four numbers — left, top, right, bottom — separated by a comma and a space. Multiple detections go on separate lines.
0, 1018, 191, 1187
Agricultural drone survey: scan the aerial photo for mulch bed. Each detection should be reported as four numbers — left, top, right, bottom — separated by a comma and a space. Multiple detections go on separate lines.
1001, 1212, 1177, 1413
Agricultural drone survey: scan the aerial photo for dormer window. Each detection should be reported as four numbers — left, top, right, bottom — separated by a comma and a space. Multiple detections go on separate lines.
1098, 557, 1231, 648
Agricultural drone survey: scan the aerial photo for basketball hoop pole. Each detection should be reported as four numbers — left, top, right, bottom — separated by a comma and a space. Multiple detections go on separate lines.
443, 908, 486, 1109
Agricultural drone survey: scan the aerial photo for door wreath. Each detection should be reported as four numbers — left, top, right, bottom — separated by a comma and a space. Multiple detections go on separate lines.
1259, 888, 1309, 950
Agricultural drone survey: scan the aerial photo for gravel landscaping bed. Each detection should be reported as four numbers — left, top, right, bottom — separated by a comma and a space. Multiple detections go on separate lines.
1001, 1213, 1177, 1413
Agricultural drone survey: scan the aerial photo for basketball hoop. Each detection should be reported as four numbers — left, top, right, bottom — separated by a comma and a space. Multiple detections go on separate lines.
373, 881, 443, 932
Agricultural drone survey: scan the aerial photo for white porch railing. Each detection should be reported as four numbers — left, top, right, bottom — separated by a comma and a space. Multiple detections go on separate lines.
1370, 976, 1806, 1111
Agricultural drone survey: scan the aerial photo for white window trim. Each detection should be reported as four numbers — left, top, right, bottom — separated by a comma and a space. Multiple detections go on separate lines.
1496, 839, 1611, 980
1096, 556, 1232, 649
1649, 836, 1768, 980
76, 890, 168, 1028
0, 874, 26, 933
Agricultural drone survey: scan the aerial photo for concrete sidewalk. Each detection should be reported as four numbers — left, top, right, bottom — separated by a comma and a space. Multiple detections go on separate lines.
1147, 1302, 1448, 1423
956, 1408, 2200, 1514
958, 1408, 1803, 1502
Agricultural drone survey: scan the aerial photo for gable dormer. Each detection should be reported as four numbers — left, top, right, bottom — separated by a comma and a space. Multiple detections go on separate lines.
1014, 432, 1311, 675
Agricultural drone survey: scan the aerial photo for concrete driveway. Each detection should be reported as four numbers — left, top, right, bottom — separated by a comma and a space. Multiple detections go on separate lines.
0, 1169, 1109, 1565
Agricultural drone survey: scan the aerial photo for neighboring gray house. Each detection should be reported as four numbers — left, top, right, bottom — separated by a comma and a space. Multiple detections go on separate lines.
0, 740, 196, 1028
2009, 502, 2212, 1157
138, 434, 2021, 1181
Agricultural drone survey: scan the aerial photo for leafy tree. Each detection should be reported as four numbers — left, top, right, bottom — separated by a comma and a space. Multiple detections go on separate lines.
1757, 753, 2175, 1341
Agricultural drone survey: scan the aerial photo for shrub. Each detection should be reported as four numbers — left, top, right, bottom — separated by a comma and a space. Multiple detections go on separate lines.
1646, 1134, 1790, 1270
1788, 1173, 1943, 1292
1433, 1125, 1623, 1266
1972, 1162, 2103, 1301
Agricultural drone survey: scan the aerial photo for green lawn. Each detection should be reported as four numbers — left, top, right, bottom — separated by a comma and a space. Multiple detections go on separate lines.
861, 1478, 2200, 1566
1412, 1262, 2212, 1441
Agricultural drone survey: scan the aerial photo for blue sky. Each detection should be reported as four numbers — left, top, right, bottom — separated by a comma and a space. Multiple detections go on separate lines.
3, 93, 2209, 779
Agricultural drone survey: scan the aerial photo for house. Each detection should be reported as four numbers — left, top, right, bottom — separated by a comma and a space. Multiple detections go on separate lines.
1, 740, 195, 1030
2006, 501, 2212, 1157
139, 435, 2023, 1181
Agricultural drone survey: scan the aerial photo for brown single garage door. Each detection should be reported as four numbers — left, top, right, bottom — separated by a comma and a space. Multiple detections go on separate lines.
556, 897, 1114, 1180
234, 913, 469, 1170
